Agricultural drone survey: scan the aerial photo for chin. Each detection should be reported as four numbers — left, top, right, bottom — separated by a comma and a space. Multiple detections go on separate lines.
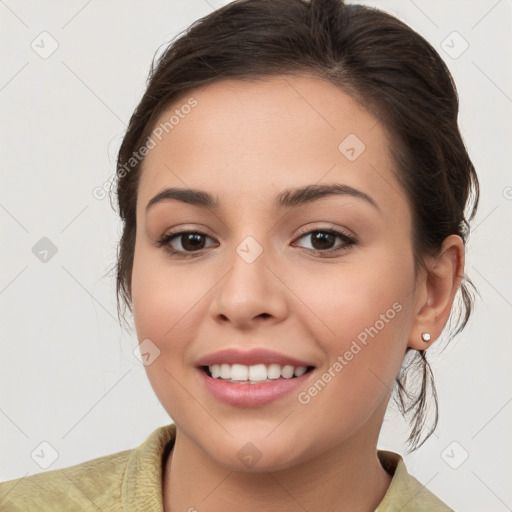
194, 429, 309, 474
214, 448, 300, 474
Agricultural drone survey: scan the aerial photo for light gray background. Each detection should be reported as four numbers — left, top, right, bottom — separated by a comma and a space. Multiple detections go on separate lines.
1, 1, 511, 510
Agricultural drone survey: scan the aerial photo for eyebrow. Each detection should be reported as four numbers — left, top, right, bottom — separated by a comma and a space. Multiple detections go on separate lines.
145, 183, 380, 213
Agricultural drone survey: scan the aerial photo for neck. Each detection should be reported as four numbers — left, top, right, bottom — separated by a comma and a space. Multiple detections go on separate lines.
162, 427, 392, 512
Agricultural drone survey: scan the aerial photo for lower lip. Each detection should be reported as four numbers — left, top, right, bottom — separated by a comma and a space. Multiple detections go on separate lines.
197, 368, 313, 407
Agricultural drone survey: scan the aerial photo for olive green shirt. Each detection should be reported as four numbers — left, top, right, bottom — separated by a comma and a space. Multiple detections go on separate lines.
0, 423, 453, 511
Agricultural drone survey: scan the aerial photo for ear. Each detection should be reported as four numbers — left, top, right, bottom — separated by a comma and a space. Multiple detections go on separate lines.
408, 234, 465, 350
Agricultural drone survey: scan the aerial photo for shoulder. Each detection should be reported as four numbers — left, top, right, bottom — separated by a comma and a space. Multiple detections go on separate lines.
0, 423, 176, 512
376, 450, 455, 512
0, 448, 133, 511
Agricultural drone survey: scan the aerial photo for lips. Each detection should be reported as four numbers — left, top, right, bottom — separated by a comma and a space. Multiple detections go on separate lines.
197, 363, 315, 407
195, 347, 314, 368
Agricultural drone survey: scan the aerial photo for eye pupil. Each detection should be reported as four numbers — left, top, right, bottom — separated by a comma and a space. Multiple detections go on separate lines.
311, 232, 335, 250
182, 233, 205, 251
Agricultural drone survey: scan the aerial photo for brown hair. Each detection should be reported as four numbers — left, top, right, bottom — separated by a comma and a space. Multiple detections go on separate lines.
109, 0, 479, 451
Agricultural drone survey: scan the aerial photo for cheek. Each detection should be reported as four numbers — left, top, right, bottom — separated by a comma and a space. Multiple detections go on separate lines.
131, 244, 207, 351
299, 251, 411, 326
130, 246, 210, 417
291, 248, 415, 377
291, 261, 414, 438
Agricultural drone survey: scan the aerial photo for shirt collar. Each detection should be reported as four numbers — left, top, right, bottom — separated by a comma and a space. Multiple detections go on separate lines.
121, 423, 176, 511
120, 424, 448, 511
375, 450, 451, 511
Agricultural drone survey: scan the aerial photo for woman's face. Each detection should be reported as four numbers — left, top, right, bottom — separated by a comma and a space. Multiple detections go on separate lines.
131, 75, 422, 470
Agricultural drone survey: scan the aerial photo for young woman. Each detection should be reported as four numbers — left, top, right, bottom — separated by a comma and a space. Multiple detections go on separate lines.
0, 0, 479, 510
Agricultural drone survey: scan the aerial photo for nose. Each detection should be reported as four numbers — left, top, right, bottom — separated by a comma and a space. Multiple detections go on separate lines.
209, 241, 288, 331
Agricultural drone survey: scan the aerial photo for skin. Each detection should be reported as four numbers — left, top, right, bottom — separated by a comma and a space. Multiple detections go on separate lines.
130, 74, 464, 512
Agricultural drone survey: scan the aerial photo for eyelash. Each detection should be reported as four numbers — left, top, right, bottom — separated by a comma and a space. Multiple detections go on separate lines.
154, 227, 357, 258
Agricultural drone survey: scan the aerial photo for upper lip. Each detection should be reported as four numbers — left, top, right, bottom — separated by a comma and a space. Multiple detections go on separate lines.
195, 348, 314, 368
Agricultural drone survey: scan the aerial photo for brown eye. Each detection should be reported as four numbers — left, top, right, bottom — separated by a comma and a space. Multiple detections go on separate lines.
294, 229, 356, 253
309, 232, 336, 250
178, 233, 207, 251
155, 231, 216, 254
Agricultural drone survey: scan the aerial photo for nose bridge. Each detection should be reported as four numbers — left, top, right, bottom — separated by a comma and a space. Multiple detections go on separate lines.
224, 233, 270, 301
235, 234, 265, 266
211, 231, 287, 326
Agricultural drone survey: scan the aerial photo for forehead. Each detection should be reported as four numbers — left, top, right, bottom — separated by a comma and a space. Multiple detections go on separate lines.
136, 74, 403, 216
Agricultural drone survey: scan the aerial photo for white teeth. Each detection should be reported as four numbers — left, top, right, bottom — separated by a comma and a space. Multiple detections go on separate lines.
248, 364, 267, 382
231, 364, 248, 381
206, 363, 309, 382
210, 364, 221, 378
281, 365, 294, 379
220, 364, 230, 379
267, 364, 281, 380
294, 366, 307, 377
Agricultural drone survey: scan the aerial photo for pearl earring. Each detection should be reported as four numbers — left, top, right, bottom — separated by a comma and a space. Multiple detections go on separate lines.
421, 332, 431, 343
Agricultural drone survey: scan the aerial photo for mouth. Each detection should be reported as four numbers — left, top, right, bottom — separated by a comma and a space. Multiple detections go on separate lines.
197, 362, 316, 407
199, 363, 316, 384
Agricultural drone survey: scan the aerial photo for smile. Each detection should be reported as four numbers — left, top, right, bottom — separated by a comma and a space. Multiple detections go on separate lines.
203, 363, 314, 383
